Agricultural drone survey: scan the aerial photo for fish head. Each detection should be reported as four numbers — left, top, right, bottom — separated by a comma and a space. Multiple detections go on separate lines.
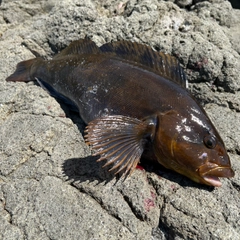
153, 110, 234, 187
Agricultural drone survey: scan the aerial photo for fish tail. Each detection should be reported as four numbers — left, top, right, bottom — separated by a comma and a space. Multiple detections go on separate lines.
6, 58, 36, 82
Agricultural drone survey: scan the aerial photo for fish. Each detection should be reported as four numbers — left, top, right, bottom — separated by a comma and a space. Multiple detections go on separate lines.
6, 38, 234, 187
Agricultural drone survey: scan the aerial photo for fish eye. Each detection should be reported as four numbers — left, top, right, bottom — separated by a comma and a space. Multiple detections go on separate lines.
203, 135, 216, 149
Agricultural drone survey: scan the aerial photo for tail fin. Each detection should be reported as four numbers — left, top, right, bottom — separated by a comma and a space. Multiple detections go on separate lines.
6, 58, 36, 82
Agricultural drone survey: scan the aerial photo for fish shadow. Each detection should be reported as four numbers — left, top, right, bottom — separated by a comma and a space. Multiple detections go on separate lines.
62, 154, 214, 192
141, 159, 214, 191
41, 86, 117, 184
54, 94, 213, 191
62, 156, 118, 184
57, 100, 86, 135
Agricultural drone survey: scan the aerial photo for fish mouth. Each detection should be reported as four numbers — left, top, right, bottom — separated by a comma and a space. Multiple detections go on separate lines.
198, 163, 235, 187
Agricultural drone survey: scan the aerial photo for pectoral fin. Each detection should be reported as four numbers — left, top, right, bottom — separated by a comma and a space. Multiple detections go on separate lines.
85, 115, 156, 176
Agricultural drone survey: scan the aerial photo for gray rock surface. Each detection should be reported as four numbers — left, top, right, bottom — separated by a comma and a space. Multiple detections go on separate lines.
0, 0, 239, 239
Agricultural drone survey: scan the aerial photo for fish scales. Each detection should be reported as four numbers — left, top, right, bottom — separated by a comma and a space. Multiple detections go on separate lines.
6, 38, 234, 187
36, 56, 201, 123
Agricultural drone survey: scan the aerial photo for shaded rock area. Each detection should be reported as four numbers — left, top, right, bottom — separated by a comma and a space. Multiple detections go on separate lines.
0, 0, 239, 239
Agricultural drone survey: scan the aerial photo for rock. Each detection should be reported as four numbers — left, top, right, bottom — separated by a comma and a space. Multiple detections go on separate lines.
0, 0, 239, 239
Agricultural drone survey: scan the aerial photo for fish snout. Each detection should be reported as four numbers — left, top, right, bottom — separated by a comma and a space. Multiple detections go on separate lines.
198, 162, 235, 187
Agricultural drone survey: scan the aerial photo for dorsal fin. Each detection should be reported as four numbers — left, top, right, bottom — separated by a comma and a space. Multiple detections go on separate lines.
53, 38, 101, 59
100, 40, 187, 88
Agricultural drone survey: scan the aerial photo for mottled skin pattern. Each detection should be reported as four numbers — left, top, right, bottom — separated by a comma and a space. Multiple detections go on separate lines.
6, 39, 234, 186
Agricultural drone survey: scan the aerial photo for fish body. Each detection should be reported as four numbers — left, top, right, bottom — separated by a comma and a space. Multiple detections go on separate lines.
6, 39, 234, 187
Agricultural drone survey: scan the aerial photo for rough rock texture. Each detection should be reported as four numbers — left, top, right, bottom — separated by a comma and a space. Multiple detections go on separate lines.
0, 0, 239, 239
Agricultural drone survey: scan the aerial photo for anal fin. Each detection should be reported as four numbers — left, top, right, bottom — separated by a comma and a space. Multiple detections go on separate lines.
85, 115, 156, 177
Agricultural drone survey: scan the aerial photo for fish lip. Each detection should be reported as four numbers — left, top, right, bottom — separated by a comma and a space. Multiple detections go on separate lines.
202, 176, 222, 187
199, 164, 235, 187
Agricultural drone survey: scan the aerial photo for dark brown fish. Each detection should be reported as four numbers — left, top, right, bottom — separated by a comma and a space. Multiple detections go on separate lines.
6, 38, 234, 187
